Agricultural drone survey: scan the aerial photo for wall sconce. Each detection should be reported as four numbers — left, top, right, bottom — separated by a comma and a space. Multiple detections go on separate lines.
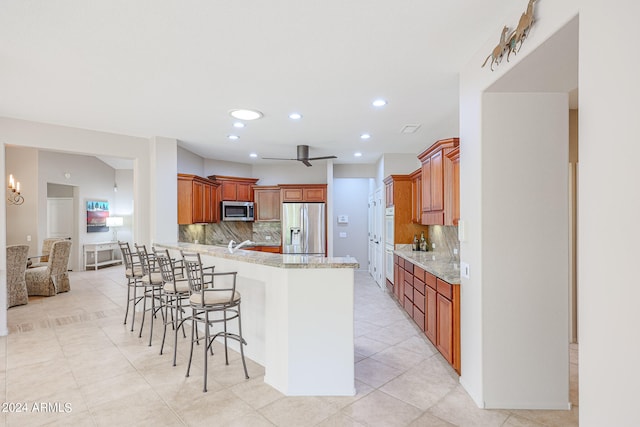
106, 216, 124, 241
7, 174, 24, 205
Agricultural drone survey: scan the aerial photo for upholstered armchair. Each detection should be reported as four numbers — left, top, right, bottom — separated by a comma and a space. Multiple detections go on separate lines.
25, 240, 72, 296
28, 237, 67, 268
6, 244, 30, 308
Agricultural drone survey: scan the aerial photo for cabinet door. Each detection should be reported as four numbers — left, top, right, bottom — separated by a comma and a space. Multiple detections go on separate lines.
192, 181, 205, 223
282, 188, 304, 202
385, 182, 393, 207
236, 183, 253, 201
221, 182, 237, 201
425, 286, 437, 343
411, 173, 421, 223
430, 150, 444, 211
255, 189, 281, 221
203, 183, 214, 223
303, 187, 326, 202
421, 157, 431, 213
436, 294, 454, 365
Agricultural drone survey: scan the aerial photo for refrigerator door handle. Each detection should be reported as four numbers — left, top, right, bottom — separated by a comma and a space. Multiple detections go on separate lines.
301, 205, 308, 253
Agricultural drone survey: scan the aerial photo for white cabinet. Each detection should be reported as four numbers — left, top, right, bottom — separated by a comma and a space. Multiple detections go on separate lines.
84, 241, 122, 270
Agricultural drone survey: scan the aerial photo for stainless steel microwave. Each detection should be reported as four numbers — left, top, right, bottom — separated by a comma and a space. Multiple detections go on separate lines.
221, 201, 254, 221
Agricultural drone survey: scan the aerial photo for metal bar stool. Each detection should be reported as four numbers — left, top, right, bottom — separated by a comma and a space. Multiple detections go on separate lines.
119, 241, 145, 331
135, 243, 165, 346
181, 251, 249, 392
155, 249, 191, 366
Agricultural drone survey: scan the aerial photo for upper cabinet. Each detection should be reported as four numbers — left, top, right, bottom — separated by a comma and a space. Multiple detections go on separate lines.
417, 138, 459, 225
409, 168, 422, 224
280, 184, 327, 203
253, 186, 281, 222
208, 175, 259, 202
178, 174, 219, 224
383, 175, 419, 244
446, 147, 460, 226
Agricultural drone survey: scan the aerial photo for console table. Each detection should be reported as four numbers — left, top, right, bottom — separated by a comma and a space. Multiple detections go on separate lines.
84, 241, 122, 270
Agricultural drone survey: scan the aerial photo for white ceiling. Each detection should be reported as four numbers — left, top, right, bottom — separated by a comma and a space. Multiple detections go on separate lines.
2, 0, 537, 168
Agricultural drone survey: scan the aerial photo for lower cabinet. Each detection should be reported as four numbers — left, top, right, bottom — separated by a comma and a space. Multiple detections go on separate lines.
393, 255, 460, 374
244, 246, 281, 253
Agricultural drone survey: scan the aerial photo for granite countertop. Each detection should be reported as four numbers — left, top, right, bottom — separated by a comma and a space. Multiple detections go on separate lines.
156, 242, 359, 269
394, 248, 460, 285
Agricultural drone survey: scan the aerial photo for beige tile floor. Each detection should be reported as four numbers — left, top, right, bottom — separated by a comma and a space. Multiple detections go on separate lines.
1, 267, 578, 426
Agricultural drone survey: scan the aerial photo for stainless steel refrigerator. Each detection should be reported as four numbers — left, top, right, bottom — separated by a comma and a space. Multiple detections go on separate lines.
281, 203, 326, 255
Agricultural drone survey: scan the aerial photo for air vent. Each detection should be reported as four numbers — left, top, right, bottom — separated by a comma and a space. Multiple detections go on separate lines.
400, 124, 421, 134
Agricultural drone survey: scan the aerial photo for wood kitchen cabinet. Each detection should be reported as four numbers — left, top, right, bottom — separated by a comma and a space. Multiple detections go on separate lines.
253, 186, 281, 222
392, 255, 460, 374
409, 168, 422, 224
280, 184, 327, 202
177, 174, 219, 224
208, 175, 259, 202
446, 147, 460, 226
244, 246, 281, 253
417, 138, 459, 225
383, 175, 424, 245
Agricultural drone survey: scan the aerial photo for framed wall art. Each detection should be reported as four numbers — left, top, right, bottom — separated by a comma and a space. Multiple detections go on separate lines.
86, 200, 109, 233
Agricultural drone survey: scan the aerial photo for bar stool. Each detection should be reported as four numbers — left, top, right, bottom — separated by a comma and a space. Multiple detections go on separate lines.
155, 249, 191, 366
119, 241, 145, 331
181, 251, 249, 392
135, 243, 165, 346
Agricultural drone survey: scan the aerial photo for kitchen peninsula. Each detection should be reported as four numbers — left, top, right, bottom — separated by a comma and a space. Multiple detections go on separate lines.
155, 242, 359, 396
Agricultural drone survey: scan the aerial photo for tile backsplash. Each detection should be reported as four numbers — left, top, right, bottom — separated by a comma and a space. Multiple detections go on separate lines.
428, 225, 459, 260
179, 222, 281, 246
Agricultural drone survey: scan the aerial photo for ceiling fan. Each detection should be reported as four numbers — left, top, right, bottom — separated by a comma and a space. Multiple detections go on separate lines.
262, 144, 337, 167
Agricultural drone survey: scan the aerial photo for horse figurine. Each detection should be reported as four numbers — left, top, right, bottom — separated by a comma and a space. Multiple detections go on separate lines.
481, 26, 510, 71
507, 0, 537, 61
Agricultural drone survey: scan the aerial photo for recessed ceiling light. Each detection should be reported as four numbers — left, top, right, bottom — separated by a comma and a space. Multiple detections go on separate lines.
354, 152, 363, 157
360, 133, 371, 140
288, 112, 302, 120
249, 153, 258, 158
372, 99, 387, 107
229, 109, 263, 120
233, 122, 246, 128
227, 134, 240, 140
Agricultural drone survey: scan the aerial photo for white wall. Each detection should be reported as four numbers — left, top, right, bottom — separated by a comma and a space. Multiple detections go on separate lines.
114, 169, 134, 244
204, 158, 252, 178
579, 2, 640, 425
458, 0, 579, 410
332, 178, 369, 269
5, 147, 39, 254
0, 117, 166, 336
252, 163, 328, 185
177, 145, 204, 176
38, 150, 117, 271
482, 93, 569, 408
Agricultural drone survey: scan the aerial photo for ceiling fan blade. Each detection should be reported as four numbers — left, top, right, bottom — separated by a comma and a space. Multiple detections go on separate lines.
301, 159, 313, 167
307, 155, 338, 160
261, 157, 297, 161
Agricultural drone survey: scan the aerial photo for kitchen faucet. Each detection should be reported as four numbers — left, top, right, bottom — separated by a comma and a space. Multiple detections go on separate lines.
228, 239, 254, 253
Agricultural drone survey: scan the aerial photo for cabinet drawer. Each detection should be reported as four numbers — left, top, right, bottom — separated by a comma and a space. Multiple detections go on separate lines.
404, 261, 414, 275
421, 211, 444, 225
404, 281, 413, 301
436, 278, 453, 300
403, 296, 413, 316
425, 271, 437, 290
413, 278, 425, 296
412, 306, 425, 331
386, 279, 393, 293
414, 291, 425, 313
414, 266, 425, 283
